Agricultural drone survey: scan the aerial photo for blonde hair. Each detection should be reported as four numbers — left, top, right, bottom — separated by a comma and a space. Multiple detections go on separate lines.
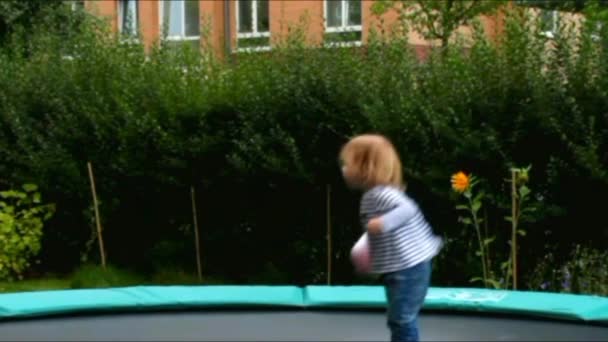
339, 134, 404, 190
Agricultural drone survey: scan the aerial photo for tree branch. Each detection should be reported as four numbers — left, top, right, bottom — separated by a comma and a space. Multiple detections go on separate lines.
415, 0, 443, 40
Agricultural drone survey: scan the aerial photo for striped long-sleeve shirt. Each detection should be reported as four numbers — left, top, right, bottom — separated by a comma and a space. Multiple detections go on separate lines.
360, 185, 443, 274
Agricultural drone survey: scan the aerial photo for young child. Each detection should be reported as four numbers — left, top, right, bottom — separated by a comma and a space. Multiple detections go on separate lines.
340, 134, 443, 342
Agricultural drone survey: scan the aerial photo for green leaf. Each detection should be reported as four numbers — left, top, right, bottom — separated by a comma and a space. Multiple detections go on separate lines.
518, 229, 527, 236
459, 217, 472, 225
504, 216, 513, 222
22, 184, 38, 193
519, 185, 530, 198
472, 201, 482, 213
470, 277, 484, 284
473, 191, 485, 203
371, 0, 394, 15
484, 237, 496, 245
455, 204, 469, 211
485, 279, 503, 289
0, 191, 23, 199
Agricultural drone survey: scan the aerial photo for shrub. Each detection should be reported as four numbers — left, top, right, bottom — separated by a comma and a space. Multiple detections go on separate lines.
528, 244, 608, 296
0, 4, 606, 290
0, 184, 54, 281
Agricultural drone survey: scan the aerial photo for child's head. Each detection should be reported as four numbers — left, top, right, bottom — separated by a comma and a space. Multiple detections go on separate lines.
339, 134, 404, 190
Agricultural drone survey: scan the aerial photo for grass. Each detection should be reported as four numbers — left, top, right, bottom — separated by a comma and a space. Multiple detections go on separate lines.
0, 278, 70, 293
69, 264, 145, 289
0, 264, 228, 294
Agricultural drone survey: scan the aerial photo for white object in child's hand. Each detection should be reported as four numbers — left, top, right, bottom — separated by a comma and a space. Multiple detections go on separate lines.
350, 233, 371, 274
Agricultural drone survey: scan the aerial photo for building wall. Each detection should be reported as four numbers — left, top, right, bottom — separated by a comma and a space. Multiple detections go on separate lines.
82, 0, 506, 58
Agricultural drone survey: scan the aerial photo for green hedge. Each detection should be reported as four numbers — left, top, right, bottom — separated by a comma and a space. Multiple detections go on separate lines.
0, 6, 606, 287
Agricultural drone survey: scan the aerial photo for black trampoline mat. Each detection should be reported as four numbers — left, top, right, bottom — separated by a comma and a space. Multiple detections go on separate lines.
0, 310, 607, 341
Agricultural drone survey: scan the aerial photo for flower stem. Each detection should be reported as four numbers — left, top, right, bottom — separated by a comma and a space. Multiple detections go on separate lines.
469, 196, 488, 287
484, 207, 492, 280
511, 170, 519, 290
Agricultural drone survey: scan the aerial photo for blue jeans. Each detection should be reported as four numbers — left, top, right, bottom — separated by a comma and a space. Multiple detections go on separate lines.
382, 261, 432, 342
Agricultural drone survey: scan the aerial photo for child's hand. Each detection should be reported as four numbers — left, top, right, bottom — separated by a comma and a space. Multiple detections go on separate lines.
366, 217, 383, 235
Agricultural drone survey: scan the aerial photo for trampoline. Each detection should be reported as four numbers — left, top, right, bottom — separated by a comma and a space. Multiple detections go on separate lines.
0, 285, 607, 341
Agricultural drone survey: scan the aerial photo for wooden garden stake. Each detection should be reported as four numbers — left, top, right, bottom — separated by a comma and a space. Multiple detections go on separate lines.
191, 186, 202, 281
87, 162, 107, 269
511, 168, 518, 290
326, 184, 332, 285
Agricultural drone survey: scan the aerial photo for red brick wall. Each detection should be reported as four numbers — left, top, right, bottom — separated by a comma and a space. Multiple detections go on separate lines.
83, 0, 502, 58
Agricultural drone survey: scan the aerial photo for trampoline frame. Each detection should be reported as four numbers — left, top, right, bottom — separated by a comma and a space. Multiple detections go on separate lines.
0, 285, 607, 341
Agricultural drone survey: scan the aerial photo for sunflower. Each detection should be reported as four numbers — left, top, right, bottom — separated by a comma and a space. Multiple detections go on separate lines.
451, 171, 470, 193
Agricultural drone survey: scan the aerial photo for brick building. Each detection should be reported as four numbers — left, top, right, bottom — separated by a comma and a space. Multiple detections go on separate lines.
75, 0, 567, 58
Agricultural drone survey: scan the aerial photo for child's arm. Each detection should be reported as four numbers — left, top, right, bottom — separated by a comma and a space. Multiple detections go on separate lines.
366, 190, 418, 234
377, 198, 417, 232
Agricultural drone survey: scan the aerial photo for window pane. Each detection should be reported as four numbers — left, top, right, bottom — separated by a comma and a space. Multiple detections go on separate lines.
163, 0, 183, 36
165, 39, 200, 51
327, 0, 342, 28
257, 0, 269, 32
347, 0, 361, 26
128, 0, 138, 33
185, 0, 200, 36
120, 0, 128, 28
120, 0, 138, 35
238, 0, 253, 33
540, 10, 555, 32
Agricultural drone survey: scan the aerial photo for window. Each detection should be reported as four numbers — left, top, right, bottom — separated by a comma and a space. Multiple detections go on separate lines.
236, 0, 270, 50
70, 0, 85, 11
63, 0, 86, 60
324, 0, 362, 45
513, 1, 560, 39
118, 0, 138, 38
160, 0, 200, 48
539, 9, 558, 38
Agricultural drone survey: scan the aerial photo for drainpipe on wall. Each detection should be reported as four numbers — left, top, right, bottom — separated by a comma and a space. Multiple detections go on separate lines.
224, 0, 232, 63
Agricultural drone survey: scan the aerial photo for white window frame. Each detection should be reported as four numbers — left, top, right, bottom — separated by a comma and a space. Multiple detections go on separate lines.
235, 0, 271, 52
117, 0, 139, 38
323, 0, 362, 47
324, 0, 362, 33
159, 0, 200, 42
236, 0, 270, 39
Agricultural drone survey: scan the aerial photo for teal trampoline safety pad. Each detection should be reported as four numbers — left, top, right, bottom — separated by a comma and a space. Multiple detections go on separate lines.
425, 287, 608, 322
303, 285, 386, 308
0, 286, 304, 319
0, 285, 607, 323
304, 286, 608, 323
